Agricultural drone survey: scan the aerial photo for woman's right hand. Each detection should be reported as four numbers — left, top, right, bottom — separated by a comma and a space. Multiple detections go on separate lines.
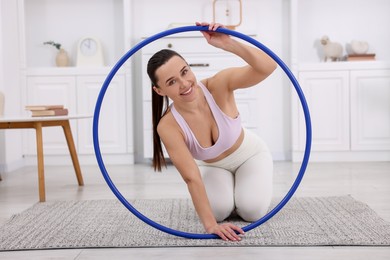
207, 222, 245, 241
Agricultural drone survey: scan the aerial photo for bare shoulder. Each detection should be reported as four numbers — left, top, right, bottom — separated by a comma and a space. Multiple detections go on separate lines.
157, 111, 199, 177
157, 111, 184, 143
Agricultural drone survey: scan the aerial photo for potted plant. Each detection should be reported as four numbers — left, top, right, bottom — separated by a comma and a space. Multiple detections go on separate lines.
43, 41, 69, 67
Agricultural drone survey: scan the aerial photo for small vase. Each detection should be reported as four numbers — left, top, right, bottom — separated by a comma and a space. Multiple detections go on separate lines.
56, 49, 69, 67
0, 90, 4, 116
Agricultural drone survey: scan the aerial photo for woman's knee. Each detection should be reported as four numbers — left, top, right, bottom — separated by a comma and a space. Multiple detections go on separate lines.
235, 196, 271, 222
212, 198, 235, 222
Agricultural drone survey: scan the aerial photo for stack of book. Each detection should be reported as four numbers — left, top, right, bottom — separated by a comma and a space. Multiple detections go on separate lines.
25, 105, 69, 117
345, 53, 376, 61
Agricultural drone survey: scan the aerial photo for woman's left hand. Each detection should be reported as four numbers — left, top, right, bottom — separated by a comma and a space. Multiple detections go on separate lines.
207, 222, 245, 242
196, 22, 231, 50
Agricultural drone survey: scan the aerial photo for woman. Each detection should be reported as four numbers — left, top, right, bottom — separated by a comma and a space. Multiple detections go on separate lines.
147, 22, 277, 241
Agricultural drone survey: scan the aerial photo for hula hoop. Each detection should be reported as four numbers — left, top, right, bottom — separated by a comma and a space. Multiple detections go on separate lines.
93, 25, 312, 239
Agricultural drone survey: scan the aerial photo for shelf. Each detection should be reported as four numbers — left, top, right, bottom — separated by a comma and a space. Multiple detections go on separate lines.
24, 67, 126, 76
297, 61, 390, 71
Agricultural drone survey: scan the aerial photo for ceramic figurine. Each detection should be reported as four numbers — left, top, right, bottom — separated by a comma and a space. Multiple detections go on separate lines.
320, 35, 343, 62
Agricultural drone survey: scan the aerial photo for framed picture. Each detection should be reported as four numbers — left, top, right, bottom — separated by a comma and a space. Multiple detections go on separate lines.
213, 0, 242, 30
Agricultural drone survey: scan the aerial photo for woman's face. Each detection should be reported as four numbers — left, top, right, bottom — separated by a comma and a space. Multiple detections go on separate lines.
153, 56, 197, 102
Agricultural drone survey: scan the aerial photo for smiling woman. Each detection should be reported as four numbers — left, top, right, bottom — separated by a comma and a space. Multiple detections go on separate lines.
147, 22, 278, 242
93, 24, 311, 240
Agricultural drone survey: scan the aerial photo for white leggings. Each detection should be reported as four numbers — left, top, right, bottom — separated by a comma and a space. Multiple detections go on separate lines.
197, 129, 273, 222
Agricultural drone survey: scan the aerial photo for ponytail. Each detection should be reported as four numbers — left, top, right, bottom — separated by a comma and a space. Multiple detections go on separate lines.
147, 49, 184, 171
151, 88, 169, 171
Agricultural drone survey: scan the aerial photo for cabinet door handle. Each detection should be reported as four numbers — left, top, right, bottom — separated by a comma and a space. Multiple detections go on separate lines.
189, 63, 210, 67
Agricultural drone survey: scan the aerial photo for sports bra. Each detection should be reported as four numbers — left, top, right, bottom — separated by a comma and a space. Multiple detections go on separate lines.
170, 81, 242, 161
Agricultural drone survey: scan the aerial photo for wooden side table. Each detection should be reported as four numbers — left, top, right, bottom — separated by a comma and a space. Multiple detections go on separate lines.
0, 115, 91, 202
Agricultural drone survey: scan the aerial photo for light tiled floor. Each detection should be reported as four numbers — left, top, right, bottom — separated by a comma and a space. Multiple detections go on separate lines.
0, 161, 389, 259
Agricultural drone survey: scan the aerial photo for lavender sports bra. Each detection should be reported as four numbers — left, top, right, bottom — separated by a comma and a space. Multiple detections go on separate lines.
170, 82, 242, 161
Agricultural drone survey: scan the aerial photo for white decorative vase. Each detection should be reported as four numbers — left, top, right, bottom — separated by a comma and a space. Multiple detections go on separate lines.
0, 90, 4, 116
56, 49, 69, 67
351, 40, 369, 55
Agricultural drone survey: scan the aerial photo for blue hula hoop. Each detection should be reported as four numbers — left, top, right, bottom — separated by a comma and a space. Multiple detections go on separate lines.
93, 25, 312, 239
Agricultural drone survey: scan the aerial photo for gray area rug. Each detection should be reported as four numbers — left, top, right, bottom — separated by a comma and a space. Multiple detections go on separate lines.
1, 196, 389, 251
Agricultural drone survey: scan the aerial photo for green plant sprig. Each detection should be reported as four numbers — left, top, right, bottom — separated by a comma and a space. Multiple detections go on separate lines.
43, 41, 61, 50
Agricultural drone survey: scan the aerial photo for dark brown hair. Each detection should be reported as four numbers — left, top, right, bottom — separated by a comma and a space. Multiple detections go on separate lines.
147, 49, 185, 171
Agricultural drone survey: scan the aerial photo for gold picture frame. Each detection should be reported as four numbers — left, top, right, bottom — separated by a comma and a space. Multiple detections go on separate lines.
213, 0, 243, 30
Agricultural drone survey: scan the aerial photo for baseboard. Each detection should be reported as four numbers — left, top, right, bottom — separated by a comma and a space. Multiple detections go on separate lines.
293, 150, 390, 162
0, 158, 25, 173
24, 154, 134, 166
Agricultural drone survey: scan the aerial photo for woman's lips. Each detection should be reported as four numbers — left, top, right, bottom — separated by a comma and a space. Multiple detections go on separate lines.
181, 86, 193, 95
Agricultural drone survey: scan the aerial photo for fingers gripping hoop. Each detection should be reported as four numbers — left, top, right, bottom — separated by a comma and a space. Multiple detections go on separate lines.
93, 26, 312, 239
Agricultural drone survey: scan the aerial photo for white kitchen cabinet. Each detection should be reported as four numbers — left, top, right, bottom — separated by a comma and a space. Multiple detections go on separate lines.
76, 74, 127, 155
24, 70, 128, 158
293, 63, 390, 162
350, 70, 390, 151
296, 70, 350, 152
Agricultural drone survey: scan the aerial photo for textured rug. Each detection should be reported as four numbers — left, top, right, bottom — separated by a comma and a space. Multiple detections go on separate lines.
1, 196, 390, 251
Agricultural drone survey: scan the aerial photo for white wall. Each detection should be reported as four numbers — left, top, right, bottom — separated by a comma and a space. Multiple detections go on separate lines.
297, 0, 390, 62
23, 0, 125, 67
0, 0, 24, 172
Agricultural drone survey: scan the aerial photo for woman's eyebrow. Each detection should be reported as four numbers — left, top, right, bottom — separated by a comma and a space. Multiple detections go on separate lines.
165, 65, 188, 85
